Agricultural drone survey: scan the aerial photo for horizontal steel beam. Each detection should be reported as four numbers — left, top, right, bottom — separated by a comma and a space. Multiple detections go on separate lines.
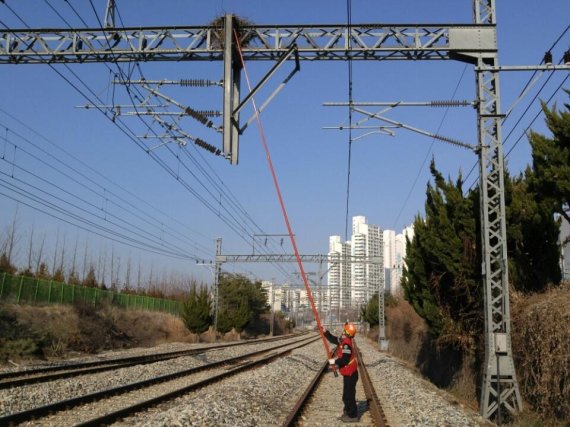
0, 24, 495, 64
476, 64, 570, 71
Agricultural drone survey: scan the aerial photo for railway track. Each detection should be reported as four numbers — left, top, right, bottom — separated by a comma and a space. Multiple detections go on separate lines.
1, 333, 487, 426
283, 341, 388, 426
1, 333, 318, 426
0, 333, 304, 389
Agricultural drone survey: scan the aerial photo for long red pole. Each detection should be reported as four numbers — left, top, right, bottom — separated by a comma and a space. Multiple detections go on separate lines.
233, 30, 335, 363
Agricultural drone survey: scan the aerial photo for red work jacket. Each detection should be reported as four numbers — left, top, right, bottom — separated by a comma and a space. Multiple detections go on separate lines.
337, 336, 357, 376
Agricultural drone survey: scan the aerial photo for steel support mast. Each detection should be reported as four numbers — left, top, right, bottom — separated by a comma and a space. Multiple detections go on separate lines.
473, 1, 522, 418
0, 2, 525, 418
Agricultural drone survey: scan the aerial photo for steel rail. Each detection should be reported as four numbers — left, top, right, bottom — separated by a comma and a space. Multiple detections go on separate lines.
281, 350, 334, 426
0, 334, 318, 425
0, 332, 304, 389
77, 335, 320, 427
282, 341, 388, 426
355, 342, 388, 427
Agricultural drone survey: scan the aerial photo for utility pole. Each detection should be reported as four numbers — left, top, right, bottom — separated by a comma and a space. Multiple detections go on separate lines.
473, 1, 523, 419
214, 237, 222, 332
270, 279, 276, 336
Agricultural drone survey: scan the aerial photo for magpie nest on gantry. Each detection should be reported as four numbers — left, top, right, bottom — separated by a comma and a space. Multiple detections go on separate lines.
210, 15, 256, 49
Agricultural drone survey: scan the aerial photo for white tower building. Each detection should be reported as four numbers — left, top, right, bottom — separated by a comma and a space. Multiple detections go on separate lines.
328, 235, 351, 312
393, 224, 415, 296
351, 216, 383, 308
261, 280, 282, 312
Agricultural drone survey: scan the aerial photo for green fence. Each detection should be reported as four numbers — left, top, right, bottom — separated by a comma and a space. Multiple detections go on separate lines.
0, 272, 183, 315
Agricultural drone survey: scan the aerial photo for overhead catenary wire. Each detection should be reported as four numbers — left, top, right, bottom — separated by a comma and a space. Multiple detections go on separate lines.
0, 133, 203, 260
464, 67, 570, 188
90, 0, 300, 284
0, 107, 213, 256
462, 24, 570, 191
2, 1, 301, 284
391, 64, 469, 230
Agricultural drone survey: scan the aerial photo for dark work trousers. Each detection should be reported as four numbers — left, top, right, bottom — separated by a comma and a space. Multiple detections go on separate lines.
342, 371, 359, 417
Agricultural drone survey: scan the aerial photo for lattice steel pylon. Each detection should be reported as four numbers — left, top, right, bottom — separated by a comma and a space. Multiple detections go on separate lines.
0, 1, 525, 419
474, 1, 523, 419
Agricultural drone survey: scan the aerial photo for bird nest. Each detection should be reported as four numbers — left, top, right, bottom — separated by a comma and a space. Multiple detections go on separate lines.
209, 15, 256, 49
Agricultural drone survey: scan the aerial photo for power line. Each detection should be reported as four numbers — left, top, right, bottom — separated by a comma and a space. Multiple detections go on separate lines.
0, 107, 213, 255
391, 64, 469, 230
0, 3, 325, 284
463, 25, 570, 190
0, 135, 202, 259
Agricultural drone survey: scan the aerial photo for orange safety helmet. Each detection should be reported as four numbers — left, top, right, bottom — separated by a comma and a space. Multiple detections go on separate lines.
343, 322, 357, 337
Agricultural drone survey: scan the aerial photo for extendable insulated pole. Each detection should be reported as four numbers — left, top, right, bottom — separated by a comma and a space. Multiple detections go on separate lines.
232, 28, 336, 368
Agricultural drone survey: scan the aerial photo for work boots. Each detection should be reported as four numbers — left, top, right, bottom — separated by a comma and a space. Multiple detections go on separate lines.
338, 414, 359, 423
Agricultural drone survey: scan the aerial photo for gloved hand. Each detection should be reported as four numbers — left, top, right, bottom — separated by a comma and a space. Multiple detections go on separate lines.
328, 358, 336, 366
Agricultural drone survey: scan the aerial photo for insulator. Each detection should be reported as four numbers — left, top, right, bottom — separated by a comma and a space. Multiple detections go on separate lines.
430, 100, 471, 107
194, 138, 222, 156
196, 110, 222, 117
563, 50, 570, 65
434, 134, 471, 150
184, 107, 214, 128
180, 79, 220, 87
543, 51, 553, 65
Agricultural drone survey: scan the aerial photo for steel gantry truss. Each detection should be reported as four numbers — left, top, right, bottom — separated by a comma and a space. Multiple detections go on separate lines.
212, 238, 383, 342
0, 0, 528, 419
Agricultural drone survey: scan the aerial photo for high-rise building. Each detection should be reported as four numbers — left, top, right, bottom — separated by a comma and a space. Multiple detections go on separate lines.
328, 235, 351, 311
261, 280, 282, 312
328, 217, 388, 309
383, 224, 415, 296
351, 216, 383, 308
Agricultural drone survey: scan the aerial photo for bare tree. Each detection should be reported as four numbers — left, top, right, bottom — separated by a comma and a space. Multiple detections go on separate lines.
52, 231, 66, 283
5, 207, 20, 267
58, 233, 67, 277
26, 224, 34, 272
52, 227, 60, 275
137, 256, 142, 291
82, 239, 89, 282
125, 255, 132, 290
34, 233, 46, 276
110, 245, 115, 288
98, 247, 107, 288
68, 235, 80, 284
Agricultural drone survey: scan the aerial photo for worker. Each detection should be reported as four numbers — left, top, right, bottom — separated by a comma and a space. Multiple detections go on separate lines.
323, 322, 359, 422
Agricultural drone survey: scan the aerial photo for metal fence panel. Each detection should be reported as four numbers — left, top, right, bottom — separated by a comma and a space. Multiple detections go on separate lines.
0, 272, 182, 315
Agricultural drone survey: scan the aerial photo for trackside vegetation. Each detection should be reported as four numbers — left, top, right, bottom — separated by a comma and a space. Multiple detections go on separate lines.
360, 96, 570, 423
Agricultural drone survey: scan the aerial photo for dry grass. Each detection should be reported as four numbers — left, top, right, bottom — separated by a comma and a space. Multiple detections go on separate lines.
107, 306, 195, 347
382, 286, 570, 425
384, 297, 427, 364
0, 303, 196, 363
0, 301, 277, 366
2, 303, 81, 357
510, 283, 570, 422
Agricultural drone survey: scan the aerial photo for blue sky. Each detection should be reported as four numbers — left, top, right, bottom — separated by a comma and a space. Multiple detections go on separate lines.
0, 0, 569, 287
